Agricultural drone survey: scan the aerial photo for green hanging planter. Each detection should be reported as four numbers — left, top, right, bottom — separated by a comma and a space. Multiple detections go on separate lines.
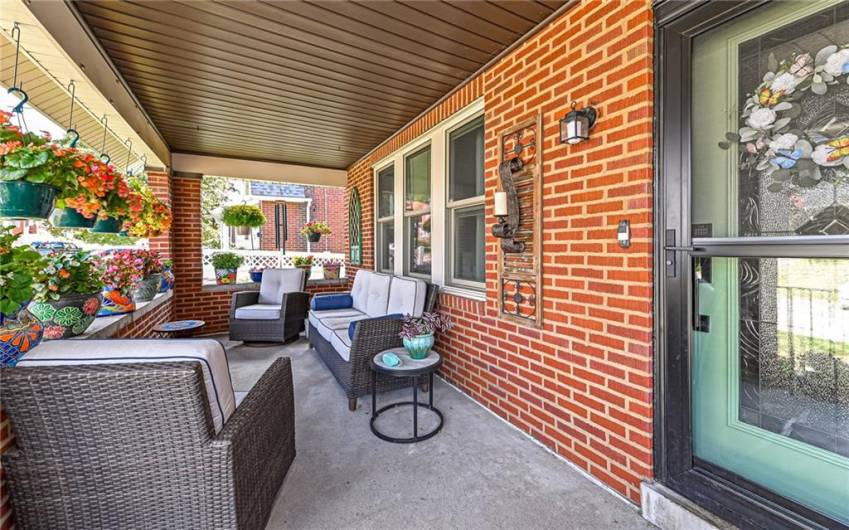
91, 216, 123, 233
0, 181, 57, 220
51, 207, 97, 229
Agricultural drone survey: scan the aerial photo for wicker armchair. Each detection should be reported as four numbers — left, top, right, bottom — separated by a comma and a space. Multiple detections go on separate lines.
310, 282, 438, 410
0, 357, 295, 530
230, 268, 309, 343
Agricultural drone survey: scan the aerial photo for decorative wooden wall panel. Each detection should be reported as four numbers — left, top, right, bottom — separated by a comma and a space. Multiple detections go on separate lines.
497, 115, 543, 327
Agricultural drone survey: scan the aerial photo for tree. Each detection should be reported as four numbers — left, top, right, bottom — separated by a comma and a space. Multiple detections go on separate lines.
201, 176, 233, 249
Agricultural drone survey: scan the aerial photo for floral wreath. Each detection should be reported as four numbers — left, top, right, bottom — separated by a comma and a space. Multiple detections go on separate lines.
721, 44, 849, 194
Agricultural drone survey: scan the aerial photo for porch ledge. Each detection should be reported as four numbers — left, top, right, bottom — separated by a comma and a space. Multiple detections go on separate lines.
201, 278, 348, 293
72, 290, 174, 340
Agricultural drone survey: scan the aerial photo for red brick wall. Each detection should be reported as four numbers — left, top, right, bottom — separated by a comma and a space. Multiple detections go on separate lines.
306, 186, 347, 254
345, 0, 654, 504
259, 200, 308, 252
147, 169, 173, 259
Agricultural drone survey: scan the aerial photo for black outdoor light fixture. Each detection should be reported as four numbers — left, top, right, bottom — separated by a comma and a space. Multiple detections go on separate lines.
559, 101, 597, 144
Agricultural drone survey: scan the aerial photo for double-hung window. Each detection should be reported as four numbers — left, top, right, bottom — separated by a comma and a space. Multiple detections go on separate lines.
404, 146, 432, 277
446, 116, 485, 288
376, 165, 395, 273
373, 99, 484, 297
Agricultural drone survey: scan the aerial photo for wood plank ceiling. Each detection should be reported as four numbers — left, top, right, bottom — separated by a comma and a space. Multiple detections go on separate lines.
73, 0, 565, 169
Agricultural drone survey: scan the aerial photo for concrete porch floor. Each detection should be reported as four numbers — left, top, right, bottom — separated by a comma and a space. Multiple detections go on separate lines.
219, 336, 655, 529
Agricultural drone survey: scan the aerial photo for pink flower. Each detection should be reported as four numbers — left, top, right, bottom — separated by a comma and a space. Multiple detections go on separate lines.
44, 325, 66, 339
83, 297, 100, 315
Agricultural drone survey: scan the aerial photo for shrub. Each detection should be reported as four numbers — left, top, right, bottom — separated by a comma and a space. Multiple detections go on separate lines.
222, 204, 266, 228
300, 220, 332, 236
211, 252, 244, 270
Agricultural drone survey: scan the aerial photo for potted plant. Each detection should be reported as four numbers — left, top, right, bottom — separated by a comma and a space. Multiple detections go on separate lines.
323, 258, 342, 280
62, 155, 132, 234
399, 312, 453, 360
249, 267, 264, 283
159, 258, 175, 293
211, 252, 244, 285
0, 111, 80, 220
27, 251, 103, 340
123, 177, 172, 238
292, 255, 314, 281
130, 249, 164, 303
0, 226, 48, 366
94, 249, 144, 316
222, 204, 265, 249
300, 220, 331, 243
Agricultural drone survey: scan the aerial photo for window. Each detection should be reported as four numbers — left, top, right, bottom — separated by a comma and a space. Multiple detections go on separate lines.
404, 146, 431, 277
447, 116, 485, 288
373, 99, 485, 296
376, 165, 395, 273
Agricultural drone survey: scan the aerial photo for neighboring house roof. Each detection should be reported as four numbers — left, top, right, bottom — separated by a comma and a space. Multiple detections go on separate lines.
250, 181, 306, 199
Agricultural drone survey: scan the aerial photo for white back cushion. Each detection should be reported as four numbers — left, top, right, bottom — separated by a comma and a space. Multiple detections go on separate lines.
351, 270, 392, 316
387, 276, 427, 317
17, 339, 236, 433
258, 268, 305, 305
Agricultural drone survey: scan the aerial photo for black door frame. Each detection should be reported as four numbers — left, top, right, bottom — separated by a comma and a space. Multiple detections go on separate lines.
653, 2, 849, 529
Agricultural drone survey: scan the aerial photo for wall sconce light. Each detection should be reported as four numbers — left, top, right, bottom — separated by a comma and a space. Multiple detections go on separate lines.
491, 157, 525, 253
559, 101, 597, 144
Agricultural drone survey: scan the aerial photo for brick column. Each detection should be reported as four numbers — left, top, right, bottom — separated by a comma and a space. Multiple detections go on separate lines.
147, 168, 173, 259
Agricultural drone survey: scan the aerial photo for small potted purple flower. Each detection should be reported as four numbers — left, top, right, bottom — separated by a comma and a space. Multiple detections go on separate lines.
398, 312, 453, 360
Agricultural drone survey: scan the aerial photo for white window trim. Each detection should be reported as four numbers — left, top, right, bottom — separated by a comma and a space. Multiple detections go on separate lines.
375, 164, 395, 273
372, 98, 485, 292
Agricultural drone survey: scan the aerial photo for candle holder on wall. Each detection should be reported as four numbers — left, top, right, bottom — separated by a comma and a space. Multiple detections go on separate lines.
495, 115, 543, 328
492, 157, 525, 253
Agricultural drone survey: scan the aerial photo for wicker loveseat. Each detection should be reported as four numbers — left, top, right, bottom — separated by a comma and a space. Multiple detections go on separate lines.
308, 270, 437, 410
229, 267, 309, 343
3, 339, 295, 530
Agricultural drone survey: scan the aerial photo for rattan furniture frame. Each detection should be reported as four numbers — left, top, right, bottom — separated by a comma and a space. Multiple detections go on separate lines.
0, 357, 295, 530
229, 277, 309, 343
309, 283, 438, 411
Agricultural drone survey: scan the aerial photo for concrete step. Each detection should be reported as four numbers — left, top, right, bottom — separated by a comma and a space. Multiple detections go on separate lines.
641, 481, 737, 530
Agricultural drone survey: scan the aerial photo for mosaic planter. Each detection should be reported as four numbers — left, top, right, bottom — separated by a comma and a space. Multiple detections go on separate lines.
249, 270, 263, 283
27, 292, 102, 340
0, 181, 57, 220
0, 310, 44, 367
215, 268, 237, 285
132, 274, 163, 303
402, 333, 434, 360
159, 268, 175, 292
98, 287, 136, 317
51, 207, 97, 229
323, 263, 341, 280
91, 216, 122, 233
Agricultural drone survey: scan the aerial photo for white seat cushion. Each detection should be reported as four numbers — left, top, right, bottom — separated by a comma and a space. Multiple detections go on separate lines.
258, 268, 304, 305
330, 329, 352, 362
350, 270, 392, 317
234, 303, 281, 320
308, 308, 363, 339
310, 312, 367, 342
387, 276, 427, 317
17, 339, 236, 433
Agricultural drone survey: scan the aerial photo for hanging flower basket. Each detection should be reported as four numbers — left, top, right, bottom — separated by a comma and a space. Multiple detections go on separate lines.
91, 216, 123, 233
307, 232, 321, 243
51, 206, 97, 229
0, 181, 57, 220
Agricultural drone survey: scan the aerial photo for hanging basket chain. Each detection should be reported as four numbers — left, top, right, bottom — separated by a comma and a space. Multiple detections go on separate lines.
7, 22, 29, 130
99, 115, 111, 164
66, 80, 80, 147
124, 138, 133, 175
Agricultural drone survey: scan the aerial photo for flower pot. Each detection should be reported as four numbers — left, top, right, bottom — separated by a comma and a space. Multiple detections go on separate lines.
249, 270, 264, 283
307, 232, 321, 243
323, 263, 341, 280
27, 292, 101, 340
159, 267, 175, 293
296, 265, 312, 282
51, 207, 97, 229
0, 310, 44, 366
0, 181, 57, 220
132, 274, 163, 303
215, 268, 237, 285
402, 333, 434, 360
97, 287, 136, 317
91, 216, 123, 233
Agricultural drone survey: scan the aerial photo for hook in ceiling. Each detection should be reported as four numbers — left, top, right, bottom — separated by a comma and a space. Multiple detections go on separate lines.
7, 22, 29, 116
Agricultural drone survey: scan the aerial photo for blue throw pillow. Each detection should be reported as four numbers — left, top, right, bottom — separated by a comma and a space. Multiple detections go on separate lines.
348, 313, 404, 340
311, 294, 353, 311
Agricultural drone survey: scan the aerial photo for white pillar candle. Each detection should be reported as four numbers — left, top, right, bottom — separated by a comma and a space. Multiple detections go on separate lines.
494, 191, 507, 217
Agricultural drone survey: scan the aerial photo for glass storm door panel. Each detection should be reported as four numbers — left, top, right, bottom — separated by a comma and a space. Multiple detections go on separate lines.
691, 1, 849, 524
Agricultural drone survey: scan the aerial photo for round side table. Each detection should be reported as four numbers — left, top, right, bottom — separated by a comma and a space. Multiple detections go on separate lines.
370, 348, 443, 444
152, 319, 205, 338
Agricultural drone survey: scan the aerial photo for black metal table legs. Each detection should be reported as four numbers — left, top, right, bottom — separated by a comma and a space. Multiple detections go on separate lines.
369, 371, 443, 443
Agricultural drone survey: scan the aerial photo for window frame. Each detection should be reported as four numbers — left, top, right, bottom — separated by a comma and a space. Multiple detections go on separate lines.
403, 144, 433, 279
375, 163, 395, 273
372, 98, 485, 296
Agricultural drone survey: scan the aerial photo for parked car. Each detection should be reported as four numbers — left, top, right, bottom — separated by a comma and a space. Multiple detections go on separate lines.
31, 241, 81, 255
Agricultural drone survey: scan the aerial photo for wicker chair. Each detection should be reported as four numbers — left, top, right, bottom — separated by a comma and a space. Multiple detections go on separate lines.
230, 268, 309, 343
0, 357, 295, 530
310, 280, 438, 410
